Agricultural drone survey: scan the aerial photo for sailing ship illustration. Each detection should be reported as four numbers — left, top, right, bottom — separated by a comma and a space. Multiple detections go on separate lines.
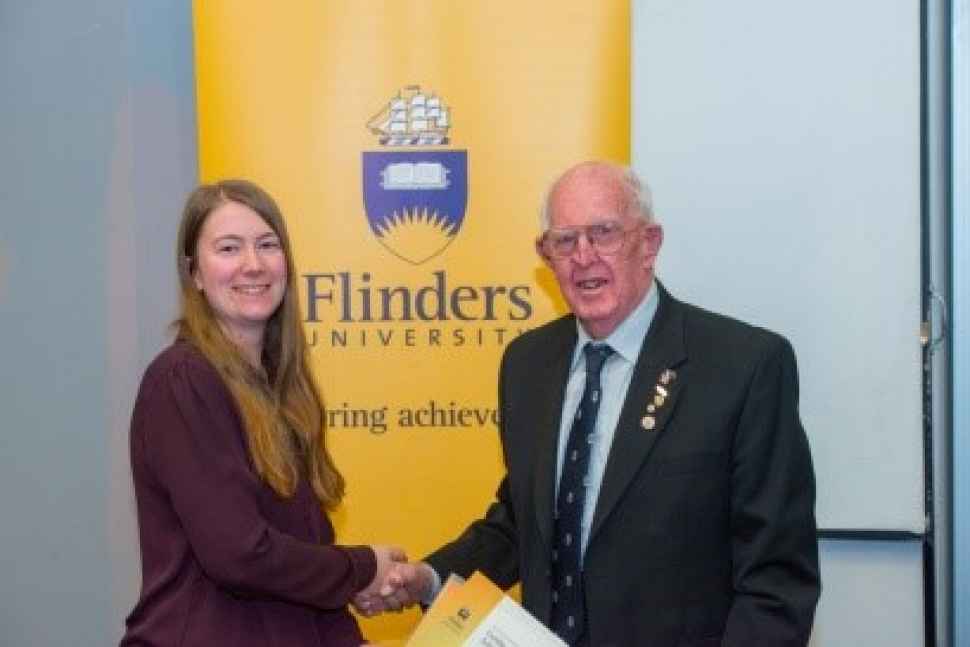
367, 85, 451, 146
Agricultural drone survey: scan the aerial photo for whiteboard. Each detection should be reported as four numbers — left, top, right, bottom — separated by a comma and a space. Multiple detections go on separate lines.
632, 0, 924, 531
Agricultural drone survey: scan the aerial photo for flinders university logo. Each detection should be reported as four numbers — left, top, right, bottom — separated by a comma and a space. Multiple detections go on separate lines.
362, 85, 468, 265
303, 85, 532, 349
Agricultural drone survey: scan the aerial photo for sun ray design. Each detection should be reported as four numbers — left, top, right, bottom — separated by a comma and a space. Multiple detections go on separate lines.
375, 206, 458, 265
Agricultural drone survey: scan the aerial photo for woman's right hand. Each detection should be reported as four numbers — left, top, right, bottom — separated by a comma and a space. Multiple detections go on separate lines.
356, 545, 407, 613
354, 550, 435, 617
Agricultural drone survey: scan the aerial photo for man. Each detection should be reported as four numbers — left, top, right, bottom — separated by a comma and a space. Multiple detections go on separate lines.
364, 162, 820, 646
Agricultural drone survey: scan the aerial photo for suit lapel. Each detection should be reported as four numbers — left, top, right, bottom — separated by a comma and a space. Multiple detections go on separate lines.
531, 324, 576, 551
588, 286, 688, 545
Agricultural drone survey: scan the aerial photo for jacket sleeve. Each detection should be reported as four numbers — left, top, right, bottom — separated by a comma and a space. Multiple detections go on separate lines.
722, 336, 821, 646
423, 477, 520, 589
137, 354, 376, 609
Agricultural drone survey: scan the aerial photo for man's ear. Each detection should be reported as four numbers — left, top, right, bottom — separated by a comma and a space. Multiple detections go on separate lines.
535, 239, 553, 266
642, 224, 663, 268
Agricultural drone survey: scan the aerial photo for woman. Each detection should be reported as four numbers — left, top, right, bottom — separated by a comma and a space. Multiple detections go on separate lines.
121, 180, 401, 646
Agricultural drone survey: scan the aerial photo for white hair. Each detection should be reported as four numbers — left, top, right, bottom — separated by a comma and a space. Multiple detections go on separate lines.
538, 162, 655, 231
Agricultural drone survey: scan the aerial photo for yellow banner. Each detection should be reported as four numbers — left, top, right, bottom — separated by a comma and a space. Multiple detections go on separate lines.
193, 2, 628, 641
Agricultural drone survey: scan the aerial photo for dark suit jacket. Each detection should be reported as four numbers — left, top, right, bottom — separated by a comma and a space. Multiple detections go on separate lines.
426, 284, 820, 646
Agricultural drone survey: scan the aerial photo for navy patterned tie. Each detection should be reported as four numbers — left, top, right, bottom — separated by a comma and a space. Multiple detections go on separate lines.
551, 343, 614, 645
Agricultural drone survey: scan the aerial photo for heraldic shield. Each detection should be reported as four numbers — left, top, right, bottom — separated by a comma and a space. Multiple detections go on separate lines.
362, 150, 468, 265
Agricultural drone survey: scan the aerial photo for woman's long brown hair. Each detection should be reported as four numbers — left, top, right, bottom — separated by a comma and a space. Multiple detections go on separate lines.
175, 179, 344, 508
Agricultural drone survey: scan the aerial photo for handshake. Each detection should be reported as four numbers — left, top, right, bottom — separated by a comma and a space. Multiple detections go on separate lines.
354, 546, 437, 617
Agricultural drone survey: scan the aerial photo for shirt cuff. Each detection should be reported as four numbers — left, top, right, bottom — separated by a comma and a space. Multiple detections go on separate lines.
422, 563, 443, 605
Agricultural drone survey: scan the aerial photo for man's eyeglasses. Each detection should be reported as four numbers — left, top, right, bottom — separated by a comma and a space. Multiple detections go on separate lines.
538, 221, 643, 259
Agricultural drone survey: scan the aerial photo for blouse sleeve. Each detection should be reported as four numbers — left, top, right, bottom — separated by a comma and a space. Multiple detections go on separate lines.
136, 352, 376, 609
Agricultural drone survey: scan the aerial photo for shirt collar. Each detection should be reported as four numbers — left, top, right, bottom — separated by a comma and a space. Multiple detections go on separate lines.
571, 280, 659, 370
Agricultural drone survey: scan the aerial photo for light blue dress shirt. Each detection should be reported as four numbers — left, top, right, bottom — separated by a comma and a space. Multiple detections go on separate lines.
424, 282, 660, 600
556, 281, 659, 559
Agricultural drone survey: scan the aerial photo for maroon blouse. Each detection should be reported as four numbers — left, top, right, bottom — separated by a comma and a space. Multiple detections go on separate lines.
121, 342, 375, 647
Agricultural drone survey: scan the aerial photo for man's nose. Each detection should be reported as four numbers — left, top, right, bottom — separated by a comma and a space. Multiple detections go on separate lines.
571, 233, 598, 265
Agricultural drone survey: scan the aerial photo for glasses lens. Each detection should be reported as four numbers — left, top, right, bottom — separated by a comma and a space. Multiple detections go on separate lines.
545, 231, 577, 257
589, 223, 625, 253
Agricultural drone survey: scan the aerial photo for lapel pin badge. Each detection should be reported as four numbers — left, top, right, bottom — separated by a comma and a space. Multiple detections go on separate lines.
642, 368, 678, 431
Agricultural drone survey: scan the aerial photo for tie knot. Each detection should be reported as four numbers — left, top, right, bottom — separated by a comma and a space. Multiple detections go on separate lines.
583, 343, 614, 378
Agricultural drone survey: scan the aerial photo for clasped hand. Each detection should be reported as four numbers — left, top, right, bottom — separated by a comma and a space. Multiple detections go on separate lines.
354, 546, 435, 617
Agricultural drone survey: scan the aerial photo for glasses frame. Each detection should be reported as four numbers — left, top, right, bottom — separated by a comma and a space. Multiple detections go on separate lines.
536, 220, 646, 259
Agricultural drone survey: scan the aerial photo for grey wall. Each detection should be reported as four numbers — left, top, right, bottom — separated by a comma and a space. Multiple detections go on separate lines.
812, 540, 924, 646
0, 2, 196, 644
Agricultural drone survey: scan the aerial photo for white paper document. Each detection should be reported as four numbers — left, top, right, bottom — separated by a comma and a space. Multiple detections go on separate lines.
405, 572, 565, 647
